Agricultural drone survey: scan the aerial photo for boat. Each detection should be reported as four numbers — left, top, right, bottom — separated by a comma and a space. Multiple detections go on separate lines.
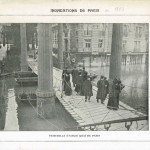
14, 71, 38, 85
17, 93, 37, 106
15, 76, 38, 85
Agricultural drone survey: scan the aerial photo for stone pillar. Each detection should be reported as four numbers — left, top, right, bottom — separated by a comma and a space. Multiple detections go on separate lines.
70, 24, 76, 52
109, 24, 123, 80
58, 24, 64, 69
20, 24, 28, 71
36, 24, 55, 119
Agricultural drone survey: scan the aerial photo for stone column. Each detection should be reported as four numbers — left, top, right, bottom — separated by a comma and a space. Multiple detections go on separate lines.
20, 24, 28, 71
70, 24, 76, 52
36, 24, 55, 119
109, 24, 123, 80
58, 24, 64, 69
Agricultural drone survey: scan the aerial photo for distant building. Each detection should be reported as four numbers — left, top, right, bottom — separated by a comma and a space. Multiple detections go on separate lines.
52, 23, 148, 54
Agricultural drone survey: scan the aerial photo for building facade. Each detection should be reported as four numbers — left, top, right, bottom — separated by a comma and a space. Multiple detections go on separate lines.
52, 23, 148, 54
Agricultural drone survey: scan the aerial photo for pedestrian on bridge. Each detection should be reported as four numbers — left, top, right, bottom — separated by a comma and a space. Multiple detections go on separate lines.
104, 77, 109, 99
75, 70, 83, 95
80, 67, 88, 96
64, 71, 72, 96
71, 66, 78, 87
107, 78, 125, 110
96, 76, 107, 104
83, 76, 93, 102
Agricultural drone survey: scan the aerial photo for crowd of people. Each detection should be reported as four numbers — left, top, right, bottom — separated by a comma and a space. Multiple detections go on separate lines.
62, 66, 125, 110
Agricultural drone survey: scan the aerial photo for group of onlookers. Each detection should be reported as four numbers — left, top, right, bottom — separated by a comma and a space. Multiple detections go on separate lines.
62, 66, 125, 110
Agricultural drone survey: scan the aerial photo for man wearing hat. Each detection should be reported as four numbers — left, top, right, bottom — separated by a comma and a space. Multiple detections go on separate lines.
83, 76, 93, 102
96, 75, 107, 104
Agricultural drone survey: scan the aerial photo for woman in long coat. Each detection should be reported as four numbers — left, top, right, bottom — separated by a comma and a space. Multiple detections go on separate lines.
71, 66, 78, 87
96, 76, 107, 104
107, 78, 125, 110
64, 72, 72, 96
75, 71, 83, 95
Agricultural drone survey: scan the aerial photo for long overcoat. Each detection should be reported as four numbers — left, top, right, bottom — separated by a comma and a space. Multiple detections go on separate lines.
72, 69, 79, 85
83, 80, 93, 97
107, 82, 124, 109
64, 74, 72, 96
96, 79, 107, 100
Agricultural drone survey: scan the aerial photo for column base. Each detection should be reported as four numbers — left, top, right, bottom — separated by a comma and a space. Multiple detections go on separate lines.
36, 90, 56, 119
37, 97, 55, 119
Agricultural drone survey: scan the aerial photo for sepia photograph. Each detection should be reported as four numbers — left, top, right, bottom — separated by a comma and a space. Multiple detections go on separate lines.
0, 23, 148, 131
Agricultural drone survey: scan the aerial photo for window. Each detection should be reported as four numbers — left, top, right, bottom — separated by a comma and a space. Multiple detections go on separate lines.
135, 26, 142, 38
84, 24, 92, 36
122, 40, 127, 52
98, 39, 103, 48
134, 41, 141, 52
84, 39, 91, 51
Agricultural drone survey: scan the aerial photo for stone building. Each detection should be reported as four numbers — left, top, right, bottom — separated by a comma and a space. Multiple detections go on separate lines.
52, 23, 148, 54
52, 23, 148, 66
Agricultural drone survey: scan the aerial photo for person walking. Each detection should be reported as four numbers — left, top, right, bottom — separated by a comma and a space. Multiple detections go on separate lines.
62, 68, 67, 93
96, 76, 107, 104
83, 76, 93, 102
104, 77, 109, 99
75, 70, 83, 95
64, 72, 72, 96
80, 67, 88, 95
82, 67, 88, 81
107, 78, 125, 110
71, 66, 78, 87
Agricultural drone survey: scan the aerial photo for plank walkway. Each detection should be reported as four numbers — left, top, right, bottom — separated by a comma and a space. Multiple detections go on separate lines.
28, 57, 148, 131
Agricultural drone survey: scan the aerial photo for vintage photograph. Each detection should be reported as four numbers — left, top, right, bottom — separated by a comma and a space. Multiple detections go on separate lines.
0, 23, 148, 131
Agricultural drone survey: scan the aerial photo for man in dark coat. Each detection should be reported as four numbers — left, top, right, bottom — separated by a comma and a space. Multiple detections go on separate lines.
75, 71, 83, 95
71, 66, 78, 87
104, 77, 109, 99
80, 67, 88, 95
107, 78, 125, 110
83, 76, 93, 102
64, 72, 72, 96
62, 68, 67, 92
96, 76, 107, 104
82, 67, 88, 81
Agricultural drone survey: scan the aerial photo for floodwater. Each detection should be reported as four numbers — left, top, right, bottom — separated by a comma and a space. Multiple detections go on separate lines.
86, 64, 148, 115
0, 77, 78, 131
0, 63, 148, 131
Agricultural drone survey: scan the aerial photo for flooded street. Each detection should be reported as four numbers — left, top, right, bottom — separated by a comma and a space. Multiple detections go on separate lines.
86, 63, 148, 114
0, 62, 148, 131
0, 77, 78, 131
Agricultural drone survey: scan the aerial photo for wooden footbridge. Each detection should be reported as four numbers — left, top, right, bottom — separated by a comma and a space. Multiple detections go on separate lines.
28, 57, 148, 131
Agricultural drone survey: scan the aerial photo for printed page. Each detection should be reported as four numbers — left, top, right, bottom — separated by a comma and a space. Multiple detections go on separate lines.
0, 0, 149, 149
